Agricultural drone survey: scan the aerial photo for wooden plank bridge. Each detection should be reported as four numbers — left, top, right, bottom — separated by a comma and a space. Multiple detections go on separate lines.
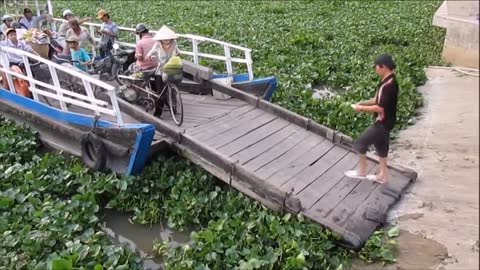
115, 73, 418, 249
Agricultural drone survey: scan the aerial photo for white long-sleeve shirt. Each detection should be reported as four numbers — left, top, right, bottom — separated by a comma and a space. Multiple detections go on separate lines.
146, 41, 180, 69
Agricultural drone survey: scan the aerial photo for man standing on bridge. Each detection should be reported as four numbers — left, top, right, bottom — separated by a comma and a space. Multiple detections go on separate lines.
345, 53, 399, 184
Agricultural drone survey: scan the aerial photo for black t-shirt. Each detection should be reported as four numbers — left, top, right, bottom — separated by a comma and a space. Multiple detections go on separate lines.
373, 73, 399, 131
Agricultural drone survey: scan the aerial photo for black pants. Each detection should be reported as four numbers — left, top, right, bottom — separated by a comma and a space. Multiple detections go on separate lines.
353, 122, 390, 158
99, 40, 113, 59
153, 74, 166, 116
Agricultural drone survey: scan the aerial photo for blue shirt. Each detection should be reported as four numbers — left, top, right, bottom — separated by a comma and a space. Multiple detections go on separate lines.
19, 16, 43, 29
0, 39, 34, 63
70, 48, 91, 71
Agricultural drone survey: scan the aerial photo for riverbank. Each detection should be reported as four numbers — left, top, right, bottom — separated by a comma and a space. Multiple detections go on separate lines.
353, 67, 479, 269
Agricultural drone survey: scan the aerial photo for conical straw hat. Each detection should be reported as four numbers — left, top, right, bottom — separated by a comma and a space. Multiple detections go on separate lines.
153, 25, 177, 41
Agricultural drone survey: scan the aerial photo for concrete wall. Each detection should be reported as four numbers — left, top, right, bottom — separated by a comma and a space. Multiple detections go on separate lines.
433, 1, 479, 68
446, 0, 479, 17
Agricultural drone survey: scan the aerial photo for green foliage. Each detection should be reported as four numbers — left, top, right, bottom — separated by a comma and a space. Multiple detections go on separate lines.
0, 117, 142, 269
357, 226, 400, 265
55, 0, 444, 137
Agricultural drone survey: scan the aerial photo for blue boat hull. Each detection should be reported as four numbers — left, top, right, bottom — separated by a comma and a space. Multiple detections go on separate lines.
0, 87, 155, 175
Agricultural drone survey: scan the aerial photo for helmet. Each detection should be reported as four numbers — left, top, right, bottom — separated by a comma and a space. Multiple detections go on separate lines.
135, 23, 148, 34
63, 9, 74, 18
2, 14, 13, 22
153, 25, 177, 41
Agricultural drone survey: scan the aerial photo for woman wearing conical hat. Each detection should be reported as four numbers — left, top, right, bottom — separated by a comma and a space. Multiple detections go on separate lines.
145, 25, 180, 116
146, 25, 180, 69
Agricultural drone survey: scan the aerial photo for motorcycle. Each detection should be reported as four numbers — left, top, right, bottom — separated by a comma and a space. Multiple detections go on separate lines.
52, 42, 133, 82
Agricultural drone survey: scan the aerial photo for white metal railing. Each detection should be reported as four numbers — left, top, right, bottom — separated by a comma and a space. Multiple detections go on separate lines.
52, 18, 254, 80
0, 46, 124, 125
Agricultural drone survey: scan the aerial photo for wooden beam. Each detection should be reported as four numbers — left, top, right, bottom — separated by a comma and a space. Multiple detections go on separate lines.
182, 60, 213, 82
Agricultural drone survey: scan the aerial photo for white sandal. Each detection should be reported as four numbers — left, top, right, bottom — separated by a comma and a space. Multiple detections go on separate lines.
344, 170, 366, 179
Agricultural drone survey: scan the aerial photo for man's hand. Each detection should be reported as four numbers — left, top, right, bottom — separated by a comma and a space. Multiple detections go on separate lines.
352, 103, 363, 112
145, 55, 155, 61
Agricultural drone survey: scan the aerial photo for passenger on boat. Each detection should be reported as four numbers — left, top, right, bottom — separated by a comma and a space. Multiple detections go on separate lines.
10, 22, 27, 39
66, 35, 91, 72
64, 19, 95, 55
58, 9, 91, 38
18, 8, 52, 29
131, 23, 158, 72
1, 15, 14, 36
96, 9, 118, 58
145, 25, 180, 116
0, 28, 40, 67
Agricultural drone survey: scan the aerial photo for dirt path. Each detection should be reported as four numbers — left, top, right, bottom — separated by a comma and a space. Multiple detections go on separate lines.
352, 68, 479, 270
389, 68, 479, 269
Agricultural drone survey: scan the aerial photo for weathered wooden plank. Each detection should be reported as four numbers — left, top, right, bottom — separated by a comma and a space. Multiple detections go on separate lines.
187, 105, 255, 135
184, 95, 245, 107
257, 99, 309, 130
281, 146, 349, 193
328, 166, 380, 227
380, 167, 415, 196
208, 80, 259, 106
176, 134, 302, 213
266, 139, 335, 187
232, 124, 301, 163
183, 106, 232, 119
248, 133, 321, 177
298, 152, 360, 209
338, 177, 403, 248
308, 161, 377, 219
217, 118, 290, 156
193, 109, 265, 141
183, 102, 242, 112
181, 95, 242, 108
205, 113, 278, 149
182, 60, 213, 81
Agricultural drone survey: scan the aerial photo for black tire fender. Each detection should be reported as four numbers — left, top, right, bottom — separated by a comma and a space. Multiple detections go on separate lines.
80, 133, 107, 171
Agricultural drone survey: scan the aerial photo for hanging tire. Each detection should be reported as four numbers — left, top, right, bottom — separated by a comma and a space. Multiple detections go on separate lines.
167, 84, 183, 126
80, 134, 107, 171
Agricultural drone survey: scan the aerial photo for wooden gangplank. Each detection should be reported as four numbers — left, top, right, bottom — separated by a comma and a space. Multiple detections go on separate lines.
118, 77, 417, 249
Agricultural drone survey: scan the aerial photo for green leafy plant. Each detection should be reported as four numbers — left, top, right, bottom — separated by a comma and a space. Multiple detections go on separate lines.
357, 226, 400, 265
0, 118, 143, 270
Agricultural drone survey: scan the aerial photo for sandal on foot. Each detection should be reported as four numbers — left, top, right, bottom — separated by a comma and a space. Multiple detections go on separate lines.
344, 170, 366, 179
366, 174, 386, 184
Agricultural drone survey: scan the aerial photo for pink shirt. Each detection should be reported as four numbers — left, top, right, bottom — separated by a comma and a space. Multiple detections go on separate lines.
135, 34, 158, 70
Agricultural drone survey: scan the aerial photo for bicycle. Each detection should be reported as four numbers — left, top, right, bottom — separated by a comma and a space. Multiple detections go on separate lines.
116, 69, 184, 126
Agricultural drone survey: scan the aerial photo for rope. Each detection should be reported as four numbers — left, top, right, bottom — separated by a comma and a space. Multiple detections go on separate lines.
86, 115, 100, 138
281, 188, 294, 215
228, 160, 238, 187
429, 65, 479, 77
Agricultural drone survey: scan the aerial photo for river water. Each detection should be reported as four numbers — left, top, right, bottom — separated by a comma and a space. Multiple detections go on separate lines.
102, 210, 192, 270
